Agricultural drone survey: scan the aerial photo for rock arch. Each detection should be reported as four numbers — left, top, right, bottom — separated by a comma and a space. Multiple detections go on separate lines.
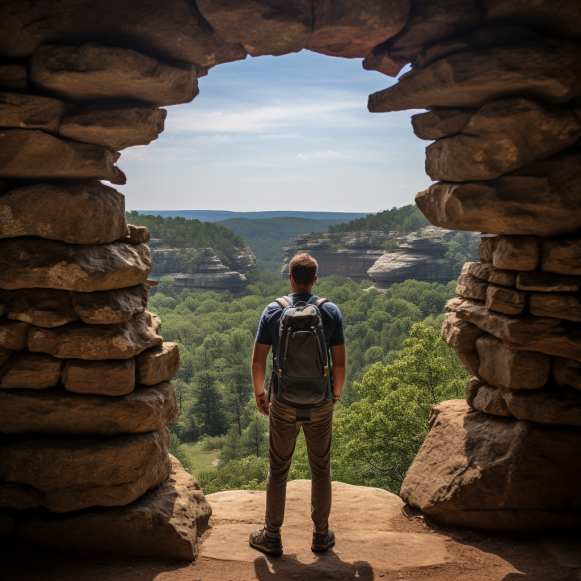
1, 0, 580, 557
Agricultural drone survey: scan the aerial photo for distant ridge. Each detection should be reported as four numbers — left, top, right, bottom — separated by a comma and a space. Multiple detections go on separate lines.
134, 210, 372, 222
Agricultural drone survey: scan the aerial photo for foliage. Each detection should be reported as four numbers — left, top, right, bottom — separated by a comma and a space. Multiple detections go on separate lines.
444, 231, 480, 277
329, 205, 430, 234
198, 456, 269, 495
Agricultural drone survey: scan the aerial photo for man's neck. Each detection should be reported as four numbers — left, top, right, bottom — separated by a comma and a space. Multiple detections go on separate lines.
290, 286, 313, 295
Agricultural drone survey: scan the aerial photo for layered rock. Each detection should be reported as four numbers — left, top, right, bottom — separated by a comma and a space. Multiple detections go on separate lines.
0, 92, 68, 132
0, 352, 62, 389
135, 343, 180, 386
62, 359, 136, 395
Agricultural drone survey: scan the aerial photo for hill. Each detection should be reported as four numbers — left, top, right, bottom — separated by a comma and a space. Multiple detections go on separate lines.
329, 205, 429, 234
132, 210, 371, 222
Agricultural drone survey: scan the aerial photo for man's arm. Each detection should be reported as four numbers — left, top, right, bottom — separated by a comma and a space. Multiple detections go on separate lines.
251, 342, 271, 416
330, 343, 347, 403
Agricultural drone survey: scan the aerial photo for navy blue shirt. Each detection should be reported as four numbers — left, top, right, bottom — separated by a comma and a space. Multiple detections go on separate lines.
256, 293, 345, 354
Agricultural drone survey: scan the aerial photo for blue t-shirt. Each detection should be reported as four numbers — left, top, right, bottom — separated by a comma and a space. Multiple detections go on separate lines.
255, 293, 345, 354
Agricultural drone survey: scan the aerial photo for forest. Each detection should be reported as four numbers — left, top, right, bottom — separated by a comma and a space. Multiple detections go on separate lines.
328, 204, 430, 234
149, 273, 470, 495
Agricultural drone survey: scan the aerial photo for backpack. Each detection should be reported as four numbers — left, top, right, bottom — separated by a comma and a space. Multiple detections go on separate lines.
269, 295, 333, 418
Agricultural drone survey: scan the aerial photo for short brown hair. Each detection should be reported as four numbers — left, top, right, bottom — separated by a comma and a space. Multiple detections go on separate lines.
289, 253, 318, 286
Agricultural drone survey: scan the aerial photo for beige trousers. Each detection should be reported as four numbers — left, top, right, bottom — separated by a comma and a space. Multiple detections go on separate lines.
265, 397, 334, 537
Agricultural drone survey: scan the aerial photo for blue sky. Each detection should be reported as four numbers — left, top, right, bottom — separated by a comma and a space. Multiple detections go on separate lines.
118, 50, 432, 213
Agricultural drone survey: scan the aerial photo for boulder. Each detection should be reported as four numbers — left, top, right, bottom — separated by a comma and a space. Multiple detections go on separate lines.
485, 284, 526, 316
7, 288, 79, 328
425, 99, 581, 182
0, 180, 127, 244
0, 320, 29, 351
542, 239, 581, 275
28, 311, 162, 360
553, 357, 581, 390
0, 129, 125, 184
411, 109, 474, 140
62, 359, 135, 395
368, 40, 581, 112
0, 65, 26, 92
502, 386, 581, 426
400, 399, 581, 532
455, 273, 488, 301
119, 224, 151, 244
0, 381, 177, 435
29, 43, 199, 108
362, 0, 481, 77
491, 236, 541, 271
516, 272, 580, 293
196, 0, 311, 57
451, 299, 581, 362
59, 106, 166, 150
306, 0, 410, 58
19, 455, 211, 559
441, 313, 484, 375
0, 0, 246, 67
0, 92, 68, 133
0, 352, 62, 389
471, 383, 511, 416
416, 151, 581, 237
0, 428, 171, 512
463, 261, 516, 287
476, 334, 550, 390
70, 283, 149, 325
135, 342, 180, 385
0, 239, 151, 292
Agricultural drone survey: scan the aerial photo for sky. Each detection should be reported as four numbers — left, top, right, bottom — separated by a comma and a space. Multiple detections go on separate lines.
118, 50, 432, 213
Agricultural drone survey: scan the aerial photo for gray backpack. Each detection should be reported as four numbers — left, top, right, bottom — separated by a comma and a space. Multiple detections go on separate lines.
270, 295, 333, 420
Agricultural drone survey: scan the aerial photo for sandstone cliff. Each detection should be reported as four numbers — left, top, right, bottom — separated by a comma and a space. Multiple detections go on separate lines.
282, 226, 457, 290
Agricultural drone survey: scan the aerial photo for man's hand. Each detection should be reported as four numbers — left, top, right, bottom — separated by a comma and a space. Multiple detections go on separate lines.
255, 392, 269, 417
252, 342, 271, 417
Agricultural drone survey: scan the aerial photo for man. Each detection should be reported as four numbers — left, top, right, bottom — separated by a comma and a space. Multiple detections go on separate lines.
249, 252, 347, 556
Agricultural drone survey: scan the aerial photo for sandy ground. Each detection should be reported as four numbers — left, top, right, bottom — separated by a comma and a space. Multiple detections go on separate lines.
2, 480, 580, 581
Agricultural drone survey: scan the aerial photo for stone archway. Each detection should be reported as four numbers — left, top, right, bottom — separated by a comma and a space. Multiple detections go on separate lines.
1, 0, 581, 559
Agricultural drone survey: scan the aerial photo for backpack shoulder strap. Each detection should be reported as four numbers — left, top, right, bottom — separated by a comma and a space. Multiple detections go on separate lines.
274, 296, 293, 309
315, 297, 329, 307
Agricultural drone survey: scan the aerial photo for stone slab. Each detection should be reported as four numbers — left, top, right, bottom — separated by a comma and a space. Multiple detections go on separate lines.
0, 92, 68, 133
7, 288, 79, 328
411, 108, 474, 140
0, 320, 30, 351
471, 383, 511, 417
135, 342, 180, 385
485, 284, 526, 316
19, 455, 211, 559
456, 273, 488, 301
552, 357, 581, 390
0, 65, 27, 92
0, 428, 171, 513
28, 311, 162, 360
0, 180, 127, 244
490, 235, 541, 271
542, 239, 581, 275
62, 358, 135, 395
0, 239, 151, 292
463, 262, 517, 287
0, 381, 177, 435
0, 352, 62, 389
119, 225, 150, 244
517, 272, 580, 293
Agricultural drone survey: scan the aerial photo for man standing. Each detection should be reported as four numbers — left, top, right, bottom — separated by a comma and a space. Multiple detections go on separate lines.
249, 253, 347, 556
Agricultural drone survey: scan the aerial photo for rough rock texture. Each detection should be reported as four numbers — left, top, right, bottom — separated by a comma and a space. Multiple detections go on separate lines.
0, 181, 127, 244
463, 262, 517, 287
7, 289, 78, 328
0, 92, 68, 133
455, 273, 488, 301
0, 239, 151, 292
0, 0, 246, 67
450, 299, 581, 362
368, 40, 581, 112
0, 65, 27, 92
0, 320, 29, 351
196, 0, 311, 57
135, 342, 180, 386
60, 106, 166, 150
0, 352, 62, 389
478, 237, 493, 263
411, 108, 474, 140
485, 284, 526, 316
120, 225, 151, 245
491, 236, 541, 271
502, 387, 581, 426
0, 428, 171, 512
0, 129, 125, 184
400, 399, 581, 532
476, 334, 551, 390
516, 272, 580, 293
29, 43, 199, 107
70, 283, 149, 324
470, 383, 511, 417
542, 239, 581, 275
416, 151, 581, 237
19, 455, 211, 559
306, 0, 410, 58
62, 359, 135, 395
553, 357, 581, 390
0, 382, 177, 435
441, 313, 484, 375
28, 311, 162, 360
425, 99, 581, 182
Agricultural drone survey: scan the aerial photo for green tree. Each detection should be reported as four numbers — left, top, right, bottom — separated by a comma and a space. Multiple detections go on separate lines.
192, 370, 227, 437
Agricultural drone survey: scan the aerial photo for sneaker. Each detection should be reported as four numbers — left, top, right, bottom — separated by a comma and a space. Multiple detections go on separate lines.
311, 529, 335, 553
249, 527, 283, 556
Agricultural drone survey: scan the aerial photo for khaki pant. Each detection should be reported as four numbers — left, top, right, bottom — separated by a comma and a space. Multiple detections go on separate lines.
265, 397, 334, 537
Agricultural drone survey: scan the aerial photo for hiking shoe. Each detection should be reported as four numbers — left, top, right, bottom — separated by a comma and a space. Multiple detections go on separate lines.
311, 529, 335, 553
249, 528, 283, 556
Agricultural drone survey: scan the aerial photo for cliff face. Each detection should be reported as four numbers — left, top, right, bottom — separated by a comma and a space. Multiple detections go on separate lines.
148, 245, 256, 292
282, 226, 455, 290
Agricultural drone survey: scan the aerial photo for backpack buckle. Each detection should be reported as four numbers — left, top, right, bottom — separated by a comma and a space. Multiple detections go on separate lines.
324, 366, 328, 377
278, 368, 283, 378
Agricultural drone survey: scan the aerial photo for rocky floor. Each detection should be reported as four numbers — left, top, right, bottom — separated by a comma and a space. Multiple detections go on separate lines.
2, 480, 580, 581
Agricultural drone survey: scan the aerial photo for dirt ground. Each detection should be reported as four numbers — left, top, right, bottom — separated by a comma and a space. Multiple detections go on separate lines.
2, 481, 580, 581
